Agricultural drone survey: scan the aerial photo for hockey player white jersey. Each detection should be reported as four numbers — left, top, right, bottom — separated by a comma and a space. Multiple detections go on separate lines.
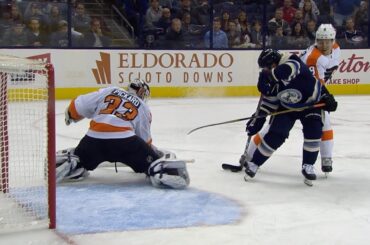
300, 42, 341, 83
67, 86, 153, 143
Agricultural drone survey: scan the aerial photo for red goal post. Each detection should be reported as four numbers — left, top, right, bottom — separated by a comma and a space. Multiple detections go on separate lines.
0, 55, 55, 230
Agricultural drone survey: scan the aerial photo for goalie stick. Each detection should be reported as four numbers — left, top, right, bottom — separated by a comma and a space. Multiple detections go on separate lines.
187, 102, 326, 135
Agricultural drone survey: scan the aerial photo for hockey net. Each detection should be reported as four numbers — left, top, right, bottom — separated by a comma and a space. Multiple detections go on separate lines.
0, 55, 55, 231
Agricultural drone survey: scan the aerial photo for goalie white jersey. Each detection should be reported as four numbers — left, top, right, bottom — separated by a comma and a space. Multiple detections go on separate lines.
68, 86, 153, 143
300, 42, 341, 83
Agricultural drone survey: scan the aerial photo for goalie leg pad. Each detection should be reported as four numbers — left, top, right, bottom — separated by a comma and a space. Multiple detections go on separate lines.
56, 148, 88, 183
148, 159, 190, 189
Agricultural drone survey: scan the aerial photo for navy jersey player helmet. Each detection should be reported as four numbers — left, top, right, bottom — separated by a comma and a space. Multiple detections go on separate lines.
127, 79, 150, 102
258, 49, 282, 69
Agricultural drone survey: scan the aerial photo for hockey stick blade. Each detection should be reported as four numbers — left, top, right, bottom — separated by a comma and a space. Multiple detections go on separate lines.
222, 163, 243, 172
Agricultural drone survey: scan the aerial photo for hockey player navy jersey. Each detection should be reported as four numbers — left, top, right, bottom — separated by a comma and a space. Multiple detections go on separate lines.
260, 53, 322, 111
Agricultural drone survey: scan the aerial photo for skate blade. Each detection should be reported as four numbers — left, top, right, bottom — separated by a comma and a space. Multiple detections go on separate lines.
324, 172, 329, 178
304, 178, 313, 186
244, 175, 252, 182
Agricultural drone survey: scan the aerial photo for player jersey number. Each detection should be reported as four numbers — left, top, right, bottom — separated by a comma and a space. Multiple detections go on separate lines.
99, 95, 138, 121
308, 66, 316, 77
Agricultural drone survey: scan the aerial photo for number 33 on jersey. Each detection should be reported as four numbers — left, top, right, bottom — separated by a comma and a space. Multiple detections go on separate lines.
67, 86, 153, 144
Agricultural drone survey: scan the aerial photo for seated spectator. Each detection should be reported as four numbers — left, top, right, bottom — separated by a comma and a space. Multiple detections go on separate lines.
24, 2, 47, 28
354, 0, 368, 35
155, 7, 172, 31
221, 10, 231, 32
227, 20, 242, 47
181, 12, 202, 36
81, 18, 111, 47
237, 10, 250, 37
0, 12, 12, 34
27, 17, 49, 46
330, 0, 361, 27
50, 20, 82, 47
50, 20, 69, 47
268, 8, 291, 35
292, 9, 304, 25
270, 24, 289, 49
47, 4, 63, 33
173, 0, 193, 21
1, 22, 29, 46
250, 20, 263, 47
204, 17, 228, 48
305, 19, 317, 43
72, 3, 91, 34
10, 4, 23, 23
282, 0, 297, 24
233, 32, 258, 48
165, 18, 186, 48
343, 16, 366, 46
298, 0, 319, 14
289, 21, 310, 48
192, 0, 210, 26
145, 0, 163, 30
315, 0, 333, 23
301, 0, 319, 23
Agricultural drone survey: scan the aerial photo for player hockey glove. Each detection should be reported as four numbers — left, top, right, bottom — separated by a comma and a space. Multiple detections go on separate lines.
257, 69, 278, 96
320, 93, 337, 112
246, 113, 266, 136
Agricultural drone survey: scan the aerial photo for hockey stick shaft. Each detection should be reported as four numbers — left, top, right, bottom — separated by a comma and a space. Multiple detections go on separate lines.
188, 102, 325, 135
221, 96, 263, 172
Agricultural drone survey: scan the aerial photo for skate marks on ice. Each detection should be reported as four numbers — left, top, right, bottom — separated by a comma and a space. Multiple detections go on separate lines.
56, 183, 242, 235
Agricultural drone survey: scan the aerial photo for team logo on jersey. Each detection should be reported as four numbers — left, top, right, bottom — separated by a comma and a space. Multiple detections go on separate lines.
277, 89, 302, 104
92, 52, 111, 84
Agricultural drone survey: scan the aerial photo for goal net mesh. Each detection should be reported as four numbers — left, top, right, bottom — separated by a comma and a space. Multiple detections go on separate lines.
0, 55, 54, 231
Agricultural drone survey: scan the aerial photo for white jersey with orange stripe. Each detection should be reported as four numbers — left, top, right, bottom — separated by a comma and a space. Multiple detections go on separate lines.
300, 42, 341, 82
68, 86, 152, 143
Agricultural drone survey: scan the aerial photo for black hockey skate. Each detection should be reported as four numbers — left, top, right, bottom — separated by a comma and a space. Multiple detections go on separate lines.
302, 164, 316, 186
321, 158, 333, 176
244, 161, 258, 181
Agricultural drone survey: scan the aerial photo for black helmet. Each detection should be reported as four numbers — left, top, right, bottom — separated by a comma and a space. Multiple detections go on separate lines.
257, 49, 282, 69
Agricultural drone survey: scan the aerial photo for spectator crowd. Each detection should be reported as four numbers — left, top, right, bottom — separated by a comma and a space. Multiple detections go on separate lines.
0, 0, 368, 49
0, 0, 112, 47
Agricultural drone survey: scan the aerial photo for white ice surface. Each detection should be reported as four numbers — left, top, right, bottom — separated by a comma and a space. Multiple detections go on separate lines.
1, 96, 370, 245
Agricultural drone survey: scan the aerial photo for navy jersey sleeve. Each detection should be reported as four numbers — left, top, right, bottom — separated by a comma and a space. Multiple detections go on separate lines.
271, 55, 301, 84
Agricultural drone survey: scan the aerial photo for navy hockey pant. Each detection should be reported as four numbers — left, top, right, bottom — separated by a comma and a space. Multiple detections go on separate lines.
251, 108, 323, 167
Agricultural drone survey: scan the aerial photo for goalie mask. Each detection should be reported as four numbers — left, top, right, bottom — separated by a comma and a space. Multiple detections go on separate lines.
127, 79, 150, 102
148, 159, 190, 189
